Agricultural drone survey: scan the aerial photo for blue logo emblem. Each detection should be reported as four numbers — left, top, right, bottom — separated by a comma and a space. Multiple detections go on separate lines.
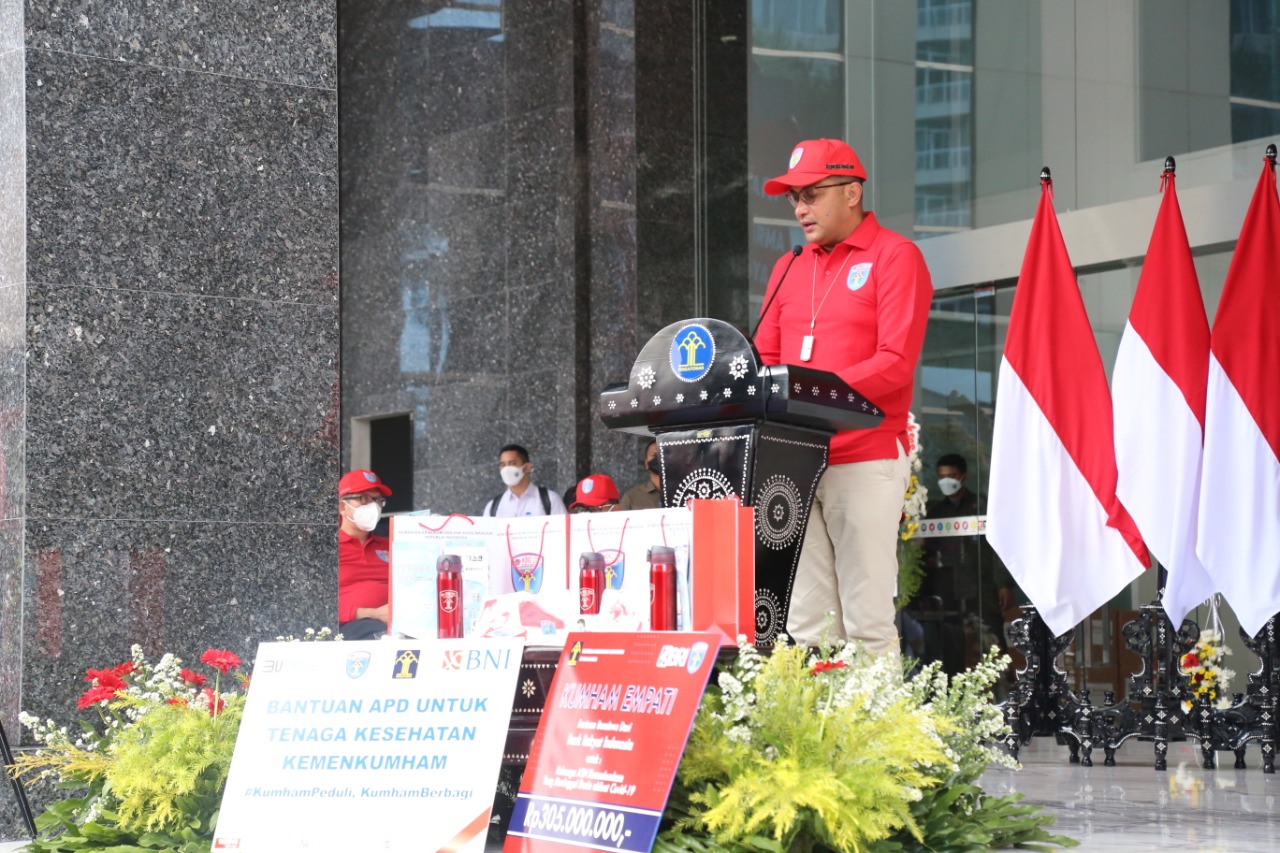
670, 324, 715, 382
392, 650, 420, 679
346, 651, 371, 679
687, 641, 709, 674
511, 554, 544, 594
375, 549, 389, 562
363, 471, 377, 482
601, 551, 625, 590
847, 263, 872, 291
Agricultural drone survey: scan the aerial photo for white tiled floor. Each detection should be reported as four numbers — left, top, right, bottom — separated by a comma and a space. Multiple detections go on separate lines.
984, 736, 1280, 851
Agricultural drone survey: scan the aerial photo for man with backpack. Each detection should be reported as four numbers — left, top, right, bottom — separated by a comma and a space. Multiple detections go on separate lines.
481, 443, 567, 517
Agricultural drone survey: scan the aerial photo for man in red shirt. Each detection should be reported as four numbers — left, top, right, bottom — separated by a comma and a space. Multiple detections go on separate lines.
337, 469, 393, 640
756, 138, 933, 655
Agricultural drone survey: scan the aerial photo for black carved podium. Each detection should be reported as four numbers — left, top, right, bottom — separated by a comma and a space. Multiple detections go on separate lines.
599, 318, 883, 643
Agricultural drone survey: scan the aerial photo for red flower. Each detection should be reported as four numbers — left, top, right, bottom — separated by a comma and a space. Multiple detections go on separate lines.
1193, 672, 1205, 683
1181, 653, 1200, 669
77, 685, 119, 709
167, 697, 189, 707
112, 661, 136, 678
180, 668, 208, 688
201, 688, 225, 716
810, 660, 848, 676
200, 649, 242, 675
84, 668, 127, 692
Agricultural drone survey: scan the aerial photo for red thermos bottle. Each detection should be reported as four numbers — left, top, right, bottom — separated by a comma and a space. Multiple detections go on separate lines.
648, 545, 677, 631
579, 552, 605, 616
436, 554, 463, 639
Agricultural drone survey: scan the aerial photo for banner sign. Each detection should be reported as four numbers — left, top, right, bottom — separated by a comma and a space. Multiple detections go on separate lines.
504, 632, 718, 853
911, 515, 986, 538
213, 639, 522, 853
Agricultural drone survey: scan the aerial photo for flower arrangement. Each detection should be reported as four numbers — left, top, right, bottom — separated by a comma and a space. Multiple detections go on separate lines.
656, 639, 1075, 852
897, 412, 928, 609
10, 630, 336, 853
1179, 629, 1235, 713
12, 645, 247, 852
900, 413, 928, 538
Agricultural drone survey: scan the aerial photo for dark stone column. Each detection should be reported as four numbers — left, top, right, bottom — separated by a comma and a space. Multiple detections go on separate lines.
3, 0, 338, 796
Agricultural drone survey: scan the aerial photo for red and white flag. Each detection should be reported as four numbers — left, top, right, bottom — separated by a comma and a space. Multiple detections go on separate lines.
1196, 153, 1280, 637
987, 175, 1149, 637
1113, 169, 1214, 628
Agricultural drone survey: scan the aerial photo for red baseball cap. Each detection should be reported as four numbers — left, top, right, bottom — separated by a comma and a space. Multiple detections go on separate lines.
571, 474, 620, 508
338, 469, 392, 497
763, 138, 867, 195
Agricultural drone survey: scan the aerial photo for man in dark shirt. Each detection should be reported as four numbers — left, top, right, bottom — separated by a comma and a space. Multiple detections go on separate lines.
918, 453, 1015, 672
619, 439, 661, 511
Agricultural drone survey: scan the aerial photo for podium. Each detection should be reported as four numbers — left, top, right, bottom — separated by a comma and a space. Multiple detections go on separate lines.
600, 318, 883, 643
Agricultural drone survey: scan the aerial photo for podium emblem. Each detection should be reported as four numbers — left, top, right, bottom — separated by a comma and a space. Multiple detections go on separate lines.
669, 323, 715, 382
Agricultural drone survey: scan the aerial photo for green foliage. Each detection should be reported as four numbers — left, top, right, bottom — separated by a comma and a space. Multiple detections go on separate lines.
896, 538, 926, 611
659, 643, 1076, 853
20, 795, 216, 852
106, 695, 243, 834
11, 643, 254, 852
663, 643, 951, 853
866, 784, 1077, 853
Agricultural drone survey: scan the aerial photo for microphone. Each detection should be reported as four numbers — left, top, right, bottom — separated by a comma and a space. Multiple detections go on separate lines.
750, 245, 803, 341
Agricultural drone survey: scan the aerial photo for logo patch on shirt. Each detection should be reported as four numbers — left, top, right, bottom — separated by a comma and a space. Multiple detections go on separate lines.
847, 263, 872, 291
375, 549, 389, 562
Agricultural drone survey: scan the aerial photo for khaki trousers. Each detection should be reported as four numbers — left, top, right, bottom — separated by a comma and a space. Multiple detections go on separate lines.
786, 442, 909, 655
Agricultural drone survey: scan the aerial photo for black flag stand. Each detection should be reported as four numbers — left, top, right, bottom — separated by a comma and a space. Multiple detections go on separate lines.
1000, 574, 1280, 772
0, 714, 37, 838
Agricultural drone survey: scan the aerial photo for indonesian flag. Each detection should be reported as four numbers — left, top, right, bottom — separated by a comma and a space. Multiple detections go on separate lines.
1196, 154, 1280, 637
1113, 170, 1214, 628
987, 175, 1149, 637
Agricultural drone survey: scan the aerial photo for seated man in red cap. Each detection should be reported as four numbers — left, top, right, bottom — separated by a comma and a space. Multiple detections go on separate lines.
337, 469, 394, 640
570, 474, 620, 513
755, 138, 933, 656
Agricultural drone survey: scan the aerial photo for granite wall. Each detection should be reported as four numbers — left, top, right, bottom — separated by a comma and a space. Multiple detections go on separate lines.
339, 0, 747, 516
2, 0, 339, 794
2, 0, 748, 836
0, 0, 26, 814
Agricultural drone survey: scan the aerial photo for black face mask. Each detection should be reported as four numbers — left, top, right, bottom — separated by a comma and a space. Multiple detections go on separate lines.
647, 457, 661, 475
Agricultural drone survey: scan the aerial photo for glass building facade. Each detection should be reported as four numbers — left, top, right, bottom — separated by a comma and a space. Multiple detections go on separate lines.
744, 0, 1279, 685
336, 0, 1280, 694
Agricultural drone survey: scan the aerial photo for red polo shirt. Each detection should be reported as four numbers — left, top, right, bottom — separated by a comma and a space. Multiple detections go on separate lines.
338, 529, 391, 623
756, 212, 933, 465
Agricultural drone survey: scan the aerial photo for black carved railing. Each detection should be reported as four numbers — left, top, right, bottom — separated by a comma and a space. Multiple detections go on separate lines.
999, 604, 1280, 772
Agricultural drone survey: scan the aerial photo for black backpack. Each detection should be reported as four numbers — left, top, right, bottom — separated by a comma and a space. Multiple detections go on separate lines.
485, 485, 552, 516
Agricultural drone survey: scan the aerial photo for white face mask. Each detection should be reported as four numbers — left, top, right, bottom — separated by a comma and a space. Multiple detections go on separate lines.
500, 465, 526, 488
350, 502, 381, 532
937, 477, 962, 497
